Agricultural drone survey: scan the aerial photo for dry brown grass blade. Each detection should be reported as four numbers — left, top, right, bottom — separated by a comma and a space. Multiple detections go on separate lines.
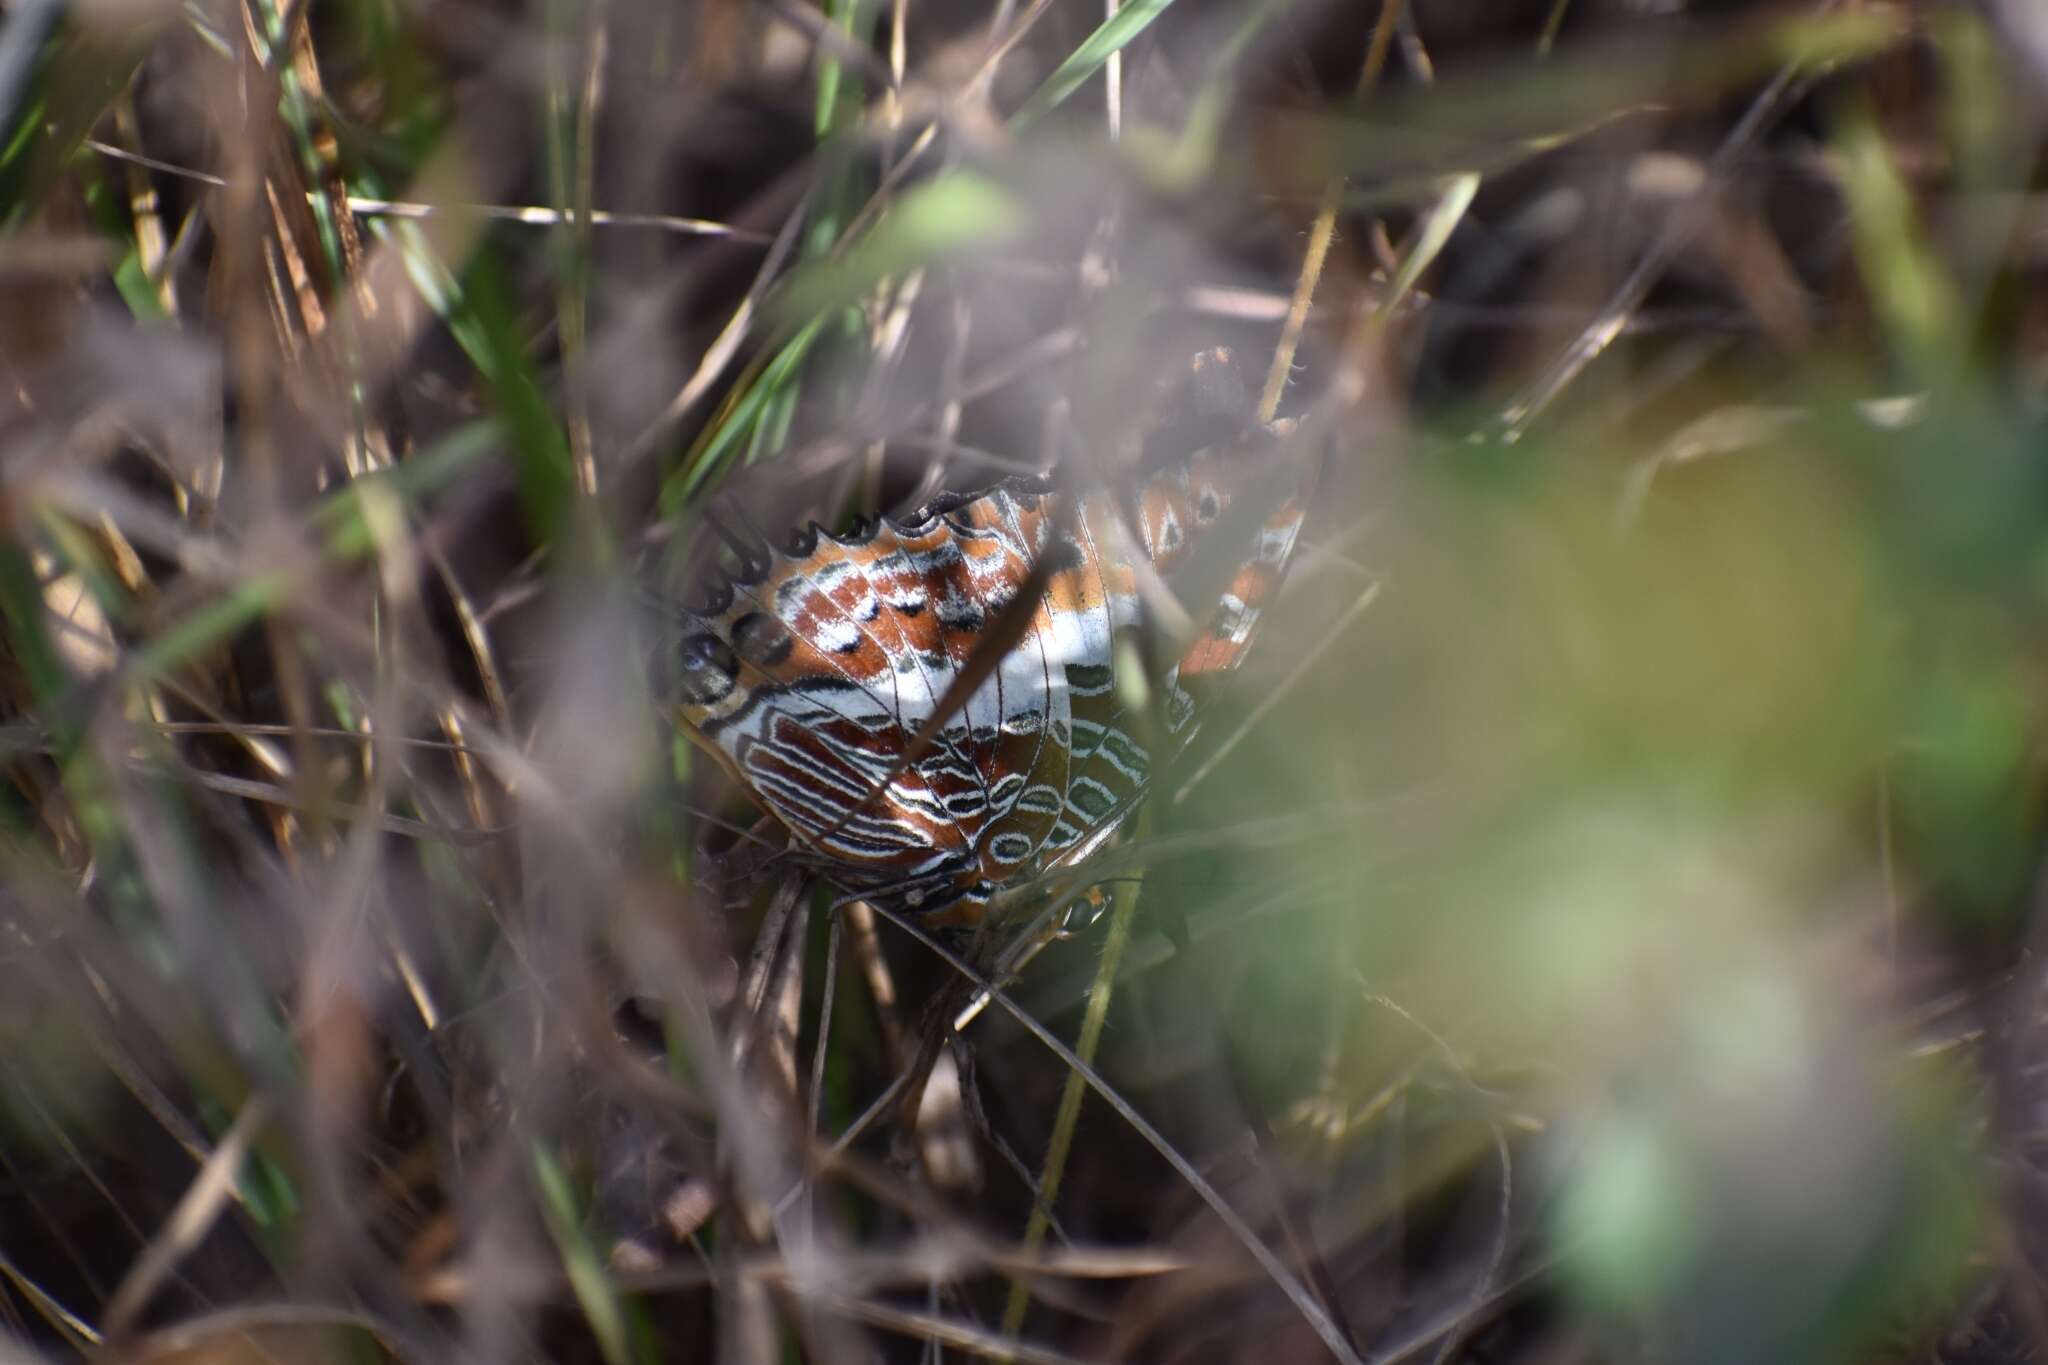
169, 765, 504, 843
608, 1240, 1190, 1295
121, 1302, 429, 1362
1493, 2, 1849, 439
0, 1247, 101, 1350
734, 872, 809, 1095
100, 1095, 270, 1340
1257, 0, 1410, 424
625, 176, 815, 465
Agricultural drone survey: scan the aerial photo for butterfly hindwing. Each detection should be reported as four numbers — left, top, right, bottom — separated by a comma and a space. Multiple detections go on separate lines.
671, 429, 1313, 924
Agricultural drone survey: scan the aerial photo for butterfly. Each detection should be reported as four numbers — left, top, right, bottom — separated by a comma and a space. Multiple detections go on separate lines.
667, 418, 1314, 926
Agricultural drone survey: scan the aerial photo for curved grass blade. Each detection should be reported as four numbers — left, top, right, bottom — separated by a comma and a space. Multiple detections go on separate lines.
533, 1142, 650, 1365
1009, 0, 1174, 129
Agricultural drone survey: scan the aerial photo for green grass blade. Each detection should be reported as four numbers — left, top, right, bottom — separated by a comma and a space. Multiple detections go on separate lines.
533, 1143, 639, 1365
1009, 0, 1176, 129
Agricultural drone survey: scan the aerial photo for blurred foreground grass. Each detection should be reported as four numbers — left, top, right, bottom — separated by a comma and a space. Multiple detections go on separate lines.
3, 0, 2048, 1361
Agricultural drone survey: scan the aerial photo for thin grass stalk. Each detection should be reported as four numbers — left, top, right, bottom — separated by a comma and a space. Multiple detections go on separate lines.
1255, 0, 1406, 424
997, 806, 1148, 1343
864, 893, 1369, 1365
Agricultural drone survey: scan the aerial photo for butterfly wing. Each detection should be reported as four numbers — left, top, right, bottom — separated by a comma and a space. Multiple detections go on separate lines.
670, 431, 1314, 921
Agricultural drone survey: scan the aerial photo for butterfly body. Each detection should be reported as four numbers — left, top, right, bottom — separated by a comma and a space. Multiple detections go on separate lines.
671, 433, 1311, 924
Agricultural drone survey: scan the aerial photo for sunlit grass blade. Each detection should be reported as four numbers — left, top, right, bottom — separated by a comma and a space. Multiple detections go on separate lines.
771, 171, 1023, 326
1009, 0, 1176, 129
1832, 98, 1966, 385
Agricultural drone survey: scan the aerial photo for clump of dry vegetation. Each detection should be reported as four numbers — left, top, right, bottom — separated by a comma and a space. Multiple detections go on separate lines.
4, 0, 2048, 1360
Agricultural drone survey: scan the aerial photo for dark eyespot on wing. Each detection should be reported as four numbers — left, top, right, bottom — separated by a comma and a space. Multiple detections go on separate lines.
677, 632, 739, 705
688, 578, 735, 616
826, 516, 882, 548
987, 831, 1036, 864
1015, 783, 1061, 815
1068, 776, 1118, 821
1097, 727, 1149, 780
732, 611, 795, 667
721, 542, 772, 587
